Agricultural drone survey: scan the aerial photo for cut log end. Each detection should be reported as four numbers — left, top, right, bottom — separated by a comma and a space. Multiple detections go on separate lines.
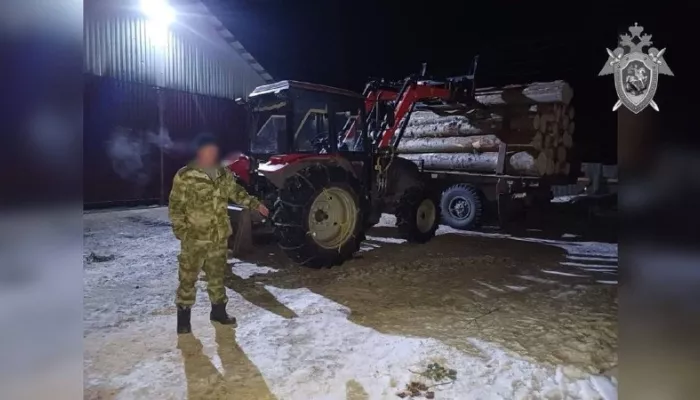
562, 132, 573, 148
557, 146, 567, 162
531, 132, 543, 151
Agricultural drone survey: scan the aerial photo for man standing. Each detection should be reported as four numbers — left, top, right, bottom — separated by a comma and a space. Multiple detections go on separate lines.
169, 134, 268, 334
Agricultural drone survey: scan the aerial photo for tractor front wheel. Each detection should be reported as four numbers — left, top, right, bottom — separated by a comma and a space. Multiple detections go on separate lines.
395, 187, 440, 243
273, 165, 364, 268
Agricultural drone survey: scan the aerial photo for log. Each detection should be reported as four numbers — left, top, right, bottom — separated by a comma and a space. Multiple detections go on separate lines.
546, 159, 555, 175
405, 111, 472, 127
550, 117, 561, 134
531, 132, 543, 151
397, 135, 503, 153
402, 119, 497, 138
562, 132, 573, 148
510, 151, 539, 174
399, 151, 538, 175
554, 104, 563, 122
557, 146, 567, 162
545, 148, 554, 161
404, 110, 554, 143
536, 152, 548, 175
475, 80, 574, 106
544, 135, 553, 149
538, 114, 553, 133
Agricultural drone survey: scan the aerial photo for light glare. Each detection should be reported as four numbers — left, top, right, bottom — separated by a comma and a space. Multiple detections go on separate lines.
140, 0, 174, 47
140, 0, 175, 26
146, 20, 169, 47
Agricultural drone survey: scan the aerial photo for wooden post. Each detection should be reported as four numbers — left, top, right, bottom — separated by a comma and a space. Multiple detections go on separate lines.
617, 106, 656, 177
585, 163, 602, 195
496, 143, 507, 175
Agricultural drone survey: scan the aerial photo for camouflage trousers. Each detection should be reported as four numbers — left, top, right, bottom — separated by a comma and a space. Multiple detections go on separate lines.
176, 239, 228, 307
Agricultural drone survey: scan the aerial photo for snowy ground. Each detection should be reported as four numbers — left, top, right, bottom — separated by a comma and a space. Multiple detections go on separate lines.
84, 207, 617, 400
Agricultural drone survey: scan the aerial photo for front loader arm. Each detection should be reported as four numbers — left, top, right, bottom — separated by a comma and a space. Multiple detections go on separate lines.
375, 81, 454, 150
341, 58, 481, 153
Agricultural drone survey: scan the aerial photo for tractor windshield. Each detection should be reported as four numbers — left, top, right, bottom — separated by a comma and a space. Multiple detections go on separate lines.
249, 96, 287, 154
247, 83, 366, 154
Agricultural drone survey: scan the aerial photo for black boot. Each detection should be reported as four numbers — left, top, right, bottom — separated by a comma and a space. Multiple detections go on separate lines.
177, 306, 192, 334
210, 303, 236, 325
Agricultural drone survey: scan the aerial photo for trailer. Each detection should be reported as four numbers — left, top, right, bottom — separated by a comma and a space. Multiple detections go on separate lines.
406, 142, 572, 230
408, 155, 617, 230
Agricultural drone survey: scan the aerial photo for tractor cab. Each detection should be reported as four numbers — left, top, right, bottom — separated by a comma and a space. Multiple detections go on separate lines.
243, 80, 368, 158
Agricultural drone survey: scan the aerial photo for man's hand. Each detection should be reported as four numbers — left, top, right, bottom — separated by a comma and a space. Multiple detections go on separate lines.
258, 204, 270, 217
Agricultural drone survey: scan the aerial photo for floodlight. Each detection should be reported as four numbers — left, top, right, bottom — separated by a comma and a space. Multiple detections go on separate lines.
141, 0, 175, 47
140, 0, 175, 25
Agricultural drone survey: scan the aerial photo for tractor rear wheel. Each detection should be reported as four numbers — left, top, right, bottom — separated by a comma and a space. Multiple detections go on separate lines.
396, 187, 440, 243
273, 165, 363, 268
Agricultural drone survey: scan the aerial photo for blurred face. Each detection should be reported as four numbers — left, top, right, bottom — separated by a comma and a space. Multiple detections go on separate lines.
196, 144, 219, 167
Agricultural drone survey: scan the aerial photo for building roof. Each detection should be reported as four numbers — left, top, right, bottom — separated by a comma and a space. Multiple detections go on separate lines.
250, 80, 363, 98
187, 0, 273, 82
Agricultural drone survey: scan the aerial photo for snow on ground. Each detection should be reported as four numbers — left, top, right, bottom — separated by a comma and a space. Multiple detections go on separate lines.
84, 207, 617, 400
431, 218, 618, 286
230, 261, 278, 279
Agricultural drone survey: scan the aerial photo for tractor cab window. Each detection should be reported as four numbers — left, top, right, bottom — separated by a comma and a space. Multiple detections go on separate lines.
336, 110, 364, 152
250, 98, 287, 154
252, 115, 286, 154
294, 110, 329, 153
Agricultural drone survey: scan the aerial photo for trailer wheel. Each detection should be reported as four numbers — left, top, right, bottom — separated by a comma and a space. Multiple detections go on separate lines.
440, 184, 483, 230
396, 187, 440, 243
273, 165, 364, 268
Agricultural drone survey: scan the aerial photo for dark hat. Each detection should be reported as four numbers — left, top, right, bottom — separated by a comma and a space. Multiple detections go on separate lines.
192, 133, 218, 152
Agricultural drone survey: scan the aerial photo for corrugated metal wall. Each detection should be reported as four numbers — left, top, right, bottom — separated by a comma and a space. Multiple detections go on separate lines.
84, 1, 268, 99
159, 81, 249, 201
84, 75, 161, 205
84, 74, 249, 206
84, 16, 158, 87
83, 0, 268, 206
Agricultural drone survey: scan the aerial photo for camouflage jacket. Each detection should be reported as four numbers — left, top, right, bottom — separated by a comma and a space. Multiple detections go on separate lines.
168, 163, 261, 242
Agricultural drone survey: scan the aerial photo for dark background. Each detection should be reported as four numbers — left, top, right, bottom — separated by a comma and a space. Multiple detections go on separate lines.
0, 2, 697, 397
204, 0, 693, 165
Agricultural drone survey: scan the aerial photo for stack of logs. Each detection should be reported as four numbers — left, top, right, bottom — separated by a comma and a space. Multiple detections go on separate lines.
397, 81, 575, 177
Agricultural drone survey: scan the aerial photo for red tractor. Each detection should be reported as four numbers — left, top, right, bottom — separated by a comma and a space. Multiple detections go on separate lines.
228, 63, 482, 268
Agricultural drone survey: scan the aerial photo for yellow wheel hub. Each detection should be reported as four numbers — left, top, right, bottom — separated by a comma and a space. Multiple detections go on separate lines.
416, 199, 436, 233
307, 187, 357, 249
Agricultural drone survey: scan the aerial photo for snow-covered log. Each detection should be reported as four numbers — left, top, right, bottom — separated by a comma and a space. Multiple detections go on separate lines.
475, 80, 574, 106
402, 111, 540, 140
397, 135, 533, 154
400, 151, 538, 176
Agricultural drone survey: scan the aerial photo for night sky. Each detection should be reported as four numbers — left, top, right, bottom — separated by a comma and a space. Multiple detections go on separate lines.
204, 0, 692, 164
